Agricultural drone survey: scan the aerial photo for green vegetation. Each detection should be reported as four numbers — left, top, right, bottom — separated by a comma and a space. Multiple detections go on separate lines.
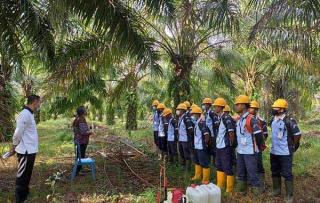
1, 117, 319, 202
1, 0, 320, 202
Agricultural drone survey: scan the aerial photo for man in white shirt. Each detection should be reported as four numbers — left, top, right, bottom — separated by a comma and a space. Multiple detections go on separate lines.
9, 95, 41, 203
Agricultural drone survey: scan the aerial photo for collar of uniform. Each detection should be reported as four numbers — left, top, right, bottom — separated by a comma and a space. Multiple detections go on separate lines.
23, 106, 34, 114
241, 111, 249, 119
218, 112, 225, 119
275, 113, 286, 121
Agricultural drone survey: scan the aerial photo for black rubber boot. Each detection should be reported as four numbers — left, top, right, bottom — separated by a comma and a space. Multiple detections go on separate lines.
185, 160, 192, 171
285, 180, 294, 203
272, 177, 281, 196
259, 173, 266, 191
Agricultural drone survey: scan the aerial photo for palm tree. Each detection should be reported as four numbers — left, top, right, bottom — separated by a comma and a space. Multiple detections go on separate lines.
215, 47, 316, 118
144, 0, 241, 106
247, 0, 320, 58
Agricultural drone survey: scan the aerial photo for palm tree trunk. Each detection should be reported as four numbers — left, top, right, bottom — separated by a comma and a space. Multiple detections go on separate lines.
125, 88, 138, 130
0, 62, 15, 141
106, 103, 115, 125
169, 55, 194, 107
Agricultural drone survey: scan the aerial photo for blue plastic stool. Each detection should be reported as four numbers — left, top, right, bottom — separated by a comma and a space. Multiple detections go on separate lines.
71, 141, 96, 181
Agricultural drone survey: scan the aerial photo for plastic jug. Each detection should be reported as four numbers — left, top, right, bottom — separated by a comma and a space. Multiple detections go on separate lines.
186, 184, 208, 203
203, 183, 221, 203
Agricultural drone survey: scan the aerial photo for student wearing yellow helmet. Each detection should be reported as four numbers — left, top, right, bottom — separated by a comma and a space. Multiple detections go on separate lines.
163, 108, 178, 164
176, 103, 194, 169
269, 99, 301, 202
157, 103, 166, 160
190, 105, 211, 183
213, 98, 236, 194
234, 95, 263, 195
151, 100, 160, 148
184, 101, 192, 117
202, 97, 219, 165
249, 100, 268, 189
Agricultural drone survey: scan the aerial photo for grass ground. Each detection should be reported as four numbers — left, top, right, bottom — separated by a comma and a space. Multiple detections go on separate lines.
0, 115, 320, 203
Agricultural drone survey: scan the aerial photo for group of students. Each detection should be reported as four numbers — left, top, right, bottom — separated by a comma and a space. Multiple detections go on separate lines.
152, 95, 302, 202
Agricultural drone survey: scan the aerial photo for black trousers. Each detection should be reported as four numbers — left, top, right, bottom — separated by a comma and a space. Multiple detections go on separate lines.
16, 153, 36, 203
76, 144, 87, 174
270, 153, 293, 181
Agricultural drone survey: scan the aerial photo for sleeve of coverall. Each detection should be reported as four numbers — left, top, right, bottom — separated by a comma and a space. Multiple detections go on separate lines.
225, 116, 235, 146
288, 118, 301, 151
164, 118, 169, 136
250, 117, 263, 148
184, 117, 194, 136
12, 112, 28, 146
262, 120, 268, 139
199, 121, 210, 144
173, 119, 179, 141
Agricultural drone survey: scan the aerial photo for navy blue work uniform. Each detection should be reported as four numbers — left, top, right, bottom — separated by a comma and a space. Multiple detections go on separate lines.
158, 114, 167, 152
254, 116, 268, 175
178, 113, 194, 162
236, 112, 263, 188
193, 118, 211, 168
153, 111, 160, 147
205, 109, 219, 159
215, 113, 236, 175
270, 115, 301, 181
165, 117, 178, 156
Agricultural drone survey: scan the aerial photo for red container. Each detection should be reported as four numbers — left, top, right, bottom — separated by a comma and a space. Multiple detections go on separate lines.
171, 188, 184, 203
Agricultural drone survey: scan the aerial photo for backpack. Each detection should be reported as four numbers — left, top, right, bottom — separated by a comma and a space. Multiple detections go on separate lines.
244, 114, 266, 152
270, 115, 299, 153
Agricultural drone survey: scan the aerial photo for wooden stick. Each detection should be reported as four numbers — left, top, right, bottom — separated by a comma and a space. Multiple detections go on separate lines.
119, 140, 147, 156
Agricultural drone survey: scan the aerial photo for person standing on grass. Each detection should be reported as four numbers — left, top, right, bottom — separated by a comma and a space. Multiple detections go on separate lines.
9, 95, 41, 203
72, 106, 94, 176
269, 99, 301, 202
163, 108, 178, 164
202, 98, 219, 166
151, 100, 160, 150
190, 105, 211, 183
156, 103, 166, 160
249, 100, 268, 189
177, 103, 194, 169
234, 95, 263, 195
213, 98, 236, 194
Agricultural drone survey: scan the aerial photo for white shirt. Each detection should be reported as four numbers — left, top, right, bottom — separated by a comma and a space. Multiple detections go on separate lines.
12, 108, 39, 154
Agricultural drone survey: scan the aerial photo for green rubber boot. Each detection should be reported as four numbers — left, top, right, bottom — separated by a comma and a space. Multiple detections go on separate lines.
236, 180, 247, 194
285, 181, 294, 203
272, 177, 281, 196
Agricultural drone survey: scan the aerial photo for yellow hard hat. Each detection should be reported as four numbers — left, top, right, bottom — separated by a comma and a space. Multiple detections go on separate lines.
191, 103, 198, 108
250, 100, 260, 109
162, 108, 172, 116
152, 100, 159, 106
191, 106, 202, 114
223, 105, 231, 112
176, 103, 187, 110
184, 101, 191, 108
235, 95, 250, 104
157, 103, 166, 109
213, 97, 227, 107
202, 98, 213, 104
272, 99, 288, 109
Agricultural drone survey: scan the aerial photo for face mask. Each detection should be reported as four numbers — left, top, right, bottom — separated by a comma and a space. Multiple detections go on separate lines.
176, 110, 181, 116
201, 105, 206, 111
152, 106, 156, 111
272, 109, 280, 115
191, 115, 197, 122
